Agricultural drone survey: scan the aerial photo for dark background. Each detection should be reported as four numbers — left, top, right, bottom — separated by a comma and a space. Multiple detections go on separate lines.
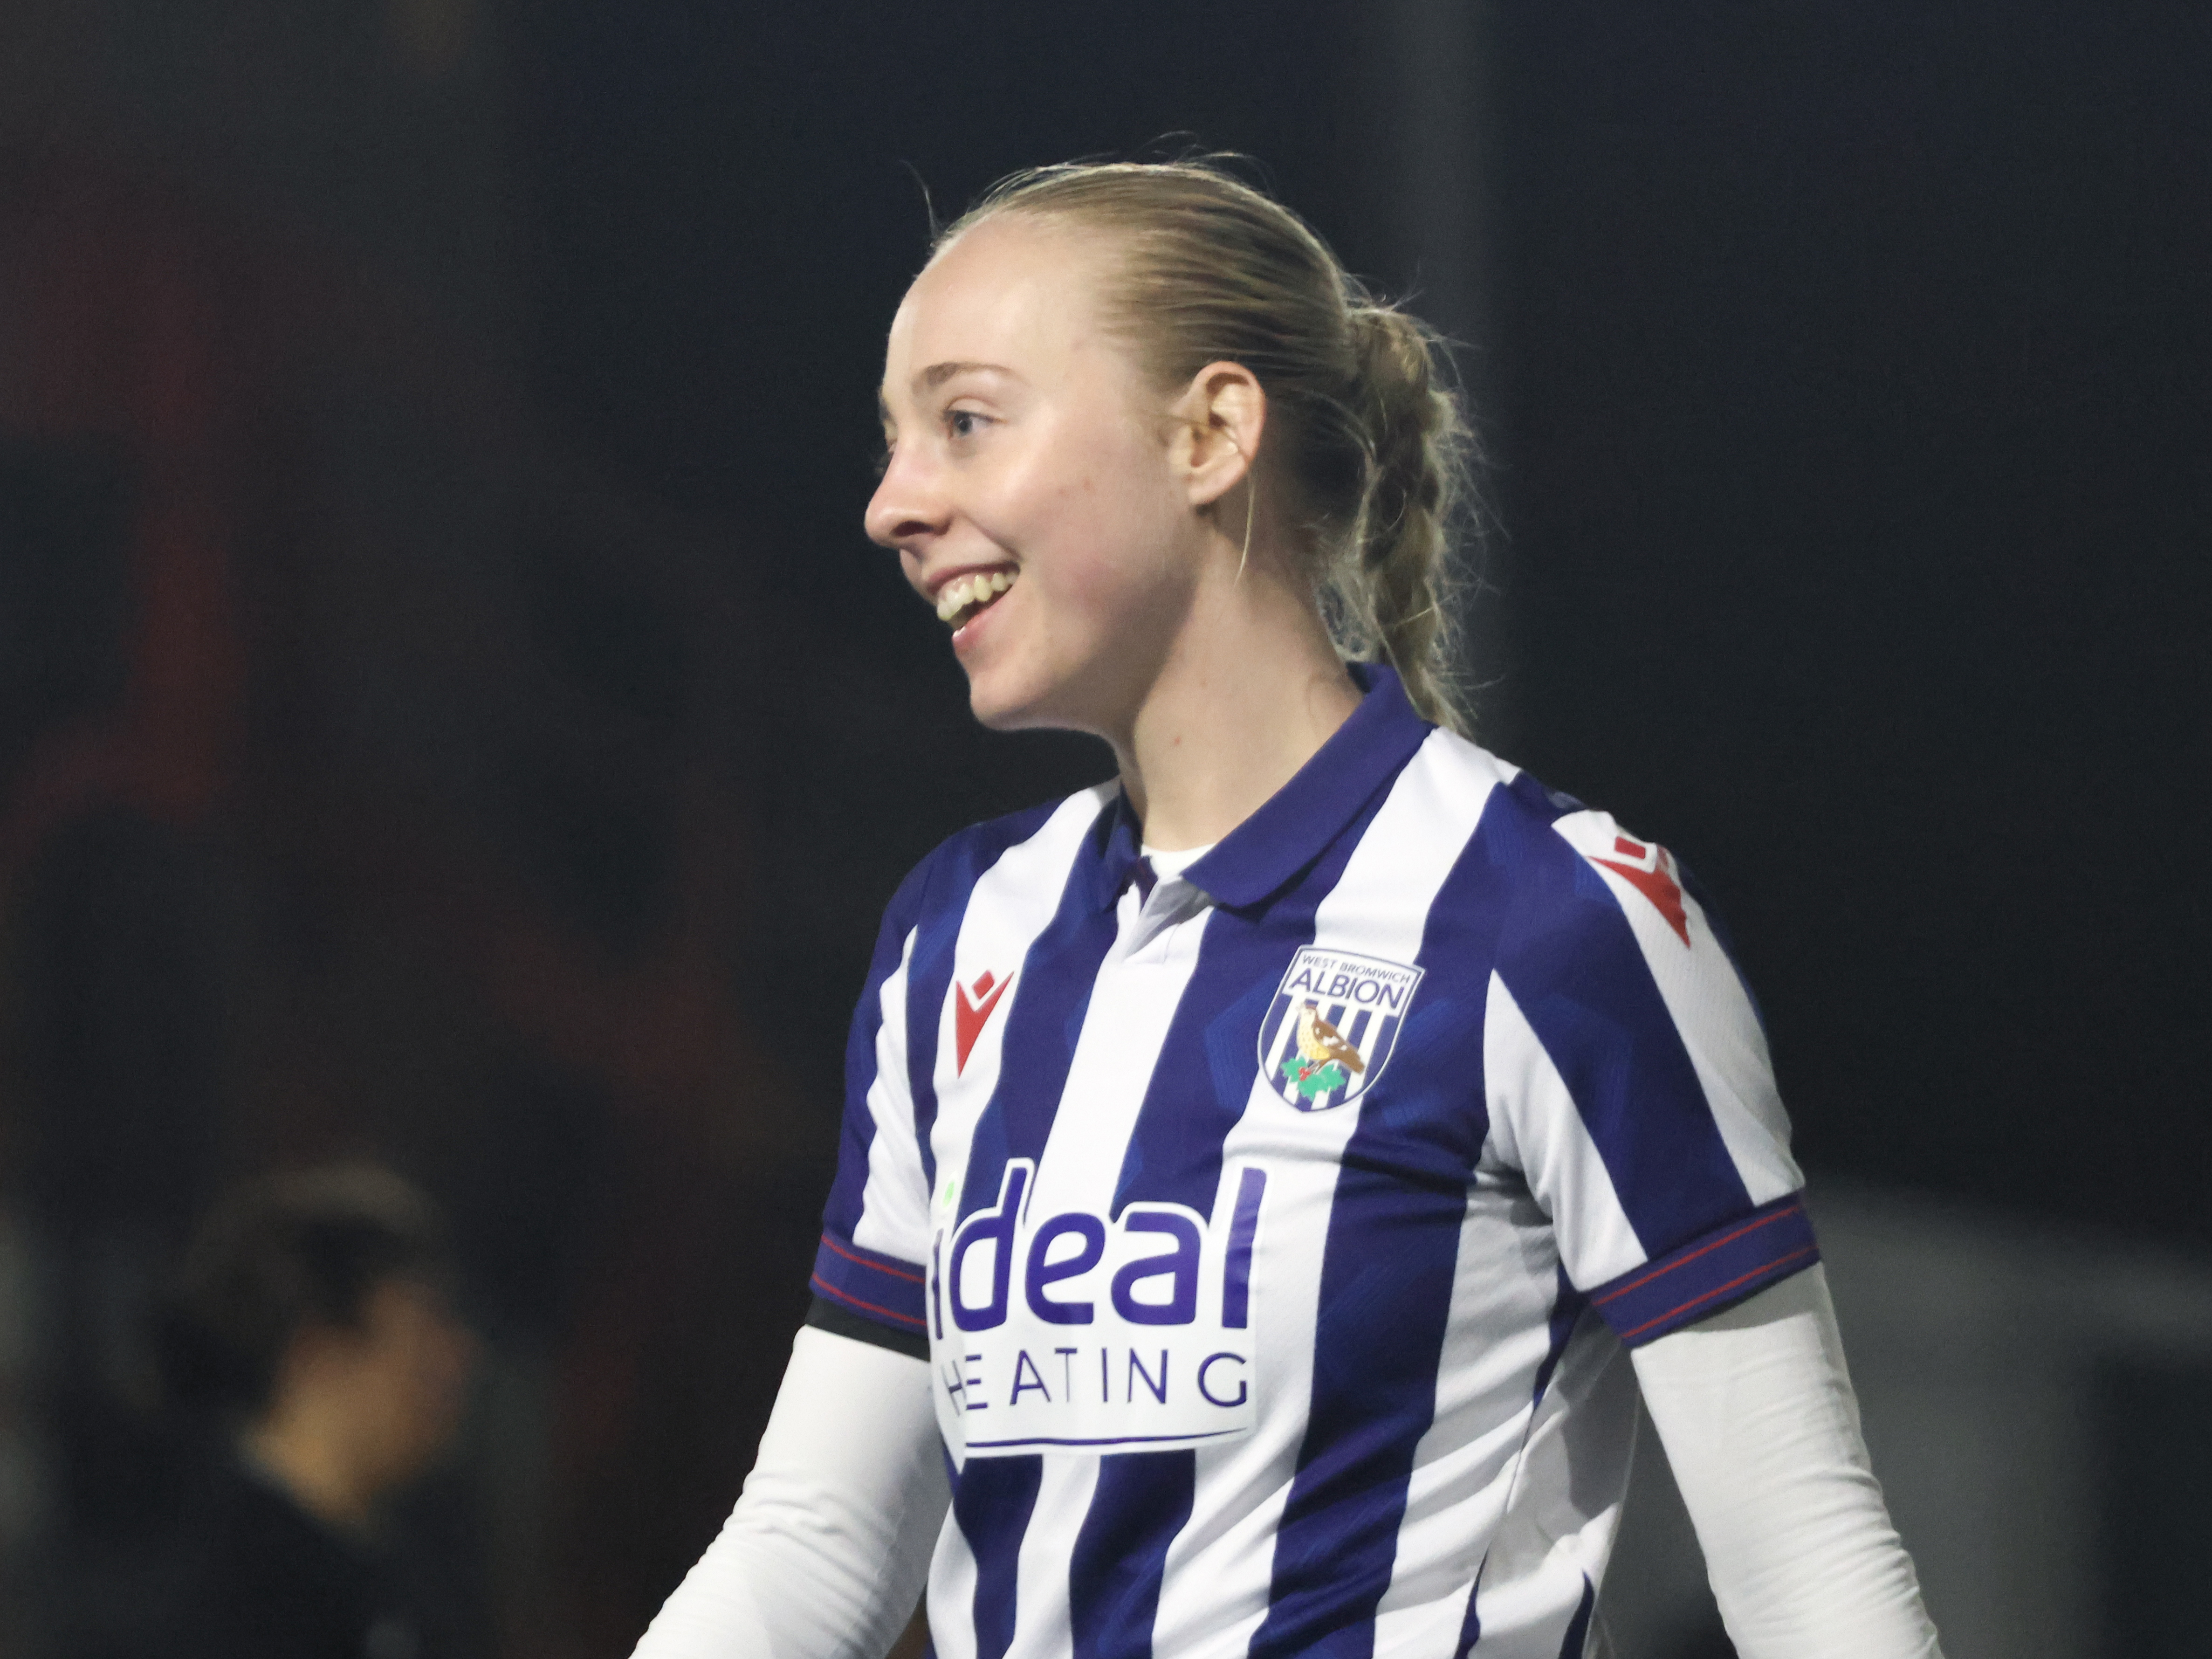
0, 1, 2204, 1654
526, 0, 2212, 1232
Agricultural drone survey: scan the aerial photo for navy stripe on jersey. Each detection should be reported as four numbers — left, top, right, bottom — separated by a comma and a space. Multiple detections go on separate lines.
824, 859, 934, 1244
809, 1231, 927, 1331
1107, 778, 1395, 1221
1590, 1192, 1819, 1347
824, 804, 1062, 1241
1452, 1574, 1483, 1659
1249, 764, 1526, 1659
1488, 773, 1757, 1259
1068, 1452, 1196, 1659
1533, 1266, 1588, 1403
1558, 1575, 1595, 1659
1185, 661, 1432, 909
956, 800, 1129, 1227
953, 1455, 1043, 1659
1251, 1156, 1470, 1659
909, 805, 1067, 1197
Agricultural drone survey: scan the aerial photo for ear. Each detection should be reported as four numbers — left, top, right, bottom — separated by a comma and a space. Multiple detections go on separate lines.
1170, 361, 1266, 511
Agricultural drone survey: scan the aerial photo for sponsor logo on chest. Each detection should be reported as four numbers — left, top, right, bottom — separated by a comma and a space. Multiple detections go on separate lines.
928, 1160, 1267, 1456
1256, 946, 1425, 1111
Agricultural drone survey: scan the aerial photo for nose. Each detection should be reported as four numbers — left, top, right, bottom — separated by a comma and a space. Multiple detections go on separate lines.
864, 443, 949, 551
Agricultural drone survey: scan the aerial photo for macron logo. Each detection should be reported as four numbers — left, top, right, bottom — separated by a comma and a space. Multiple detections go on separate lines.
1592, 835, 1691, 945
954, 969, 1014, 1074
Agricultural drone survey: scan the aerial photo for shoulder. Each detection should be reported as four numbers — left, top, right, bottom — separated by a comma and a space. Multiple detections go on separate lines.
158, 1471, 376, 1651
1416, 733, 1723, 970
882, 782, 1118, 935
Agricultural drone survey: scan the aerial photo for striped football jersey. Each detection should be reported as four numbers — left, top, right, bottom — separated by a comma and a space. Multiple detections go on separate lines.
808, 665, 1815, 1659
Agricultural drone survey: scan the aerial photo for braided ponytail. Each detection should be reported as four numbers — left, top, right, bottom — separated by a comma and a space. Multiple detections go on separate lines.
942, 161, 1479, 733
1330, 305, 1470, 730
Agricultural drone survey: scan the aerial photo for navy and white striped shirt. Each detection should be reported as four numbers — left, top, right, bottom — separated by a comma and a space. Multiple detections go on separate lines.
810, 665, 1814, 1659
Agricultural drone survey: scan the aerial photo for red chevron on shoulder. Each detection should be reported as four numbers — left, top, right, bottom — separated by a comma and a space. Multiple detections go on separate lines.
1592, 836, 1691, 946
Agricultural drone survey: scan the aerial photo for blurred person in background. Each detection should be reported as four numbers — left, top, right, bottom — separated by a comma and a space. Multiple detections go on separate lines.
151, 1165, 477, 1659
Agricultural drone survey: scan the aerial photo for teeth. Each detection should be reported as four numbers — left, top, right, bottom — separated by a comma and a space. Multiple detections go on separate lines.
935, 568, 1016, 624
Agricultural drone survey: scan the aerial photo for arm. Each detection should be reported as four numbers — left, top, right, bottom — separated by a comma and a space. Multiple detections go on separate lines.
1630, 1265, 1942, 1659
631, 1326, 948, 1659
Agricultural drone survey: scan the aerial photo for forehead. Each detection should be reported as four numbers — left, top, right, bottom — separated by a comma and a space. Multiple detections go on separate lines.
882, 217, 1121, 396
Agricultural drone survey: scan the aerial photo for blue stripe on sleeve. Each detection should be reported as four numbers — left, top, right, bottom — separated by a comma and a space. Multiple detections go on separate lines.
824, 853, 940, 1241
1676, 856, 1771, 1037
809, 1231, 928, 1332
1069, 1451, 1197, 1659
1487, 785, 1756, 1258
1588, 1193, 1819, 1347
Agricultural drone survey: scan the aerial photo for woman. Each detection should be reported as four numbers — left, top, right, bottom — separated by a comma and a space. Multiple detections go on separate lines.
634, 162, 1942, 1659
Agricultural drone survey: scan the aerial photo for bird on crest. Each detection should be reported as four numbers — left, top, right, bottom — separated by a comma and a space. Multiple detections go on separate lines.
1295, 999, 1366, 1074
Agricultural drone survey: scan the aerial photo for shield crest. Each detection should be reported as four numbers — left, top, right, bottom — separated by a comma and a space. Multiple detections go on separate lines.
1256, 947, 1425, 1111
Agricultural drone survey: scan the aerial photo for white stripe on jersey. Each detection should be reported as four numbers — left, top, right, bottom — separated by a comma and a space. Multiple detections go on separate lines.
1462, 1331, 1639, 1658
853, 925, 926, 1263
1007, 1460, 1102, 1659
929, 1518, 982, 1659
1152, 730, 1502, 1659
1027, 881, 1215, 1222
1369, 1194, 1564, 1654
932, 785, 1116, 1236
1481, 975, 1647, 1290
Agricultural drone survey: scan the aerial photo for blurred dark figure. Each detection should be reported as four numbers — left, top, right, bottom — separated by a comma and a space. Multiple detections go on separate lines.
148, 1166, 477, 1659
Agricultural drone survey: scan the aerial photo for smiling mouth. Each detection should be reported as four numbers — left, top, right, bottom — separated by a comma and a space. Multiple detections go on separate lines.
935, 568, 1017, 629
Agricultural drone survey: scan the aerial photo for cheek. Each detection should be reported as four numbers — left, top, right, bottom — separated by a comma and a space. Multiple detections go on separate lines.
1036, 444, 1185, 615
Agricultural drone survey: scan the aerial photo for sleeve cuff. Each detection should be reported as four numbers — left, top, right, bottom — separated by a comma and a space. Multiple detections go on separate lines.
807, 1296, 930, 1360
1589, 1193, 1820, 1347
809, 1231, 929, 1337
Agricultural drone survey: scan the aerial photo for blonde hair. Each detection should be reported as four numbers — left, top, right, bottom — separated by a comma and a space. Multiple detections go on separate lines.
939, 160, 1477, 731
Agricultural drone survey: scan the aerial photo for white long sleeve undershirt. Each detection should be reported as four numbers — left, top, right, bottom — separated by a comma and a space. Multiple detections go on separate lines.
629, 1327, 946, 1659
1630, 1264, 1944, 1659
633, 1266, 1942, 1659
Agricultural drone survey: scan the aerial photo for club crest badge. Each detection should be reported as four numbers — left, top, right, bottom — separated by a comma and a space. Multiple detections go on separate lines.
1257, 947, 1425, 1111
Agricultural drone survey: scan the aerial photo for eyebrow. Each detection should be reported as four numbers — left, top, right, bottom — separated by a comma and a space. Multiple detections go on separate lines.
879, 361, 1015, 425
916, 360, 1012, 392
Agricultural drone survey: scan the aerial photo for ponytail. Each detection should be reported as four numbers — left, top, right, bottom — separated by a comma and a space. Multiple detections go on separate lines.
1334, 304, 1470, 730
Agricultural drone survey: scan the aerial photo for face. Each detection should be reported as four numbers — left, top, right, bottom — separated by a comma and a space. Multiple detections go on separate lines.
865, 217, 1200, 736
341, 1278, 477, 1496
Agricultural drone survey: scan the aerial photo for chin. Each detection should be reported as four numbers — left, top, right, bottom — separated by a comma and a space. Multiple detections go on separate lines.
966, 680, 1044, 733
964, 665, 1084, 737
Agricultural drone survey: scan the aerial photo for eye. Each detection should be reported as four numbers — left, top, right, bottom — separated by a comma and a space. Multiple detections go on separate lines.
872, 442, 893, 479
945, 406, 991, 441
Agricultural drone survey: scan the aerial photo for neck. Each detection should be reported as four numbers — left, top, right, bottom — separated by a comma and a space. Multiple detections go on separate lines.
242, 1396, 374, 1534
1110, 545, 1360, 849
